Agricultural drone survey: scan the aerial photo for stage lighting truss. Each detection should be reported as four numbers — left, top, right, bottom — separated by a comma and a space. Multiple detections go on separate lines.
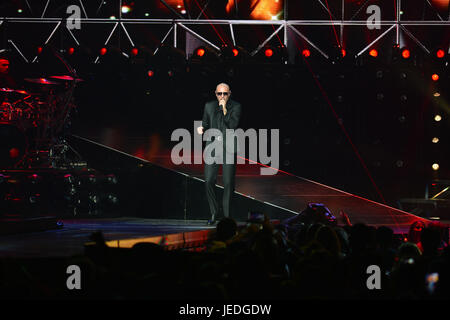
0, 0, 448, 65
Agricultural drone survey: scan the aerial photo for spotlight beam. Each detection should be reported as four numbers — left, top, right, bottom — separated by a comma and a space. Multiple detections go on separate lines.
356, 25, 396, 57
324, 0, 341, 48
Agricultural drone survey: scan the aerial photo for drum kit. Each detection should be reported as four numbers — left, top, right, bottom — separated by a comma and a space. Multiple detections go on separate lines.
0, 75, 83, 168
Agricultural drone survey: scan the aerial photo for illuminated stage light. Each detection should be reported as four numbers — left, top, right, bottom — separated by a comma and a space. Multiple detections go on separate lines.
18, 9, 23, 13
100, 47, 107, 55
195, 47, 206, 57
434, 92, 440, 97
432, 137, 439, 144
109, 16, 116, 20
432, 163, 440, 171
181, 10, 186, 14
106, 174, 118, 184
232, 48, 239, 57
121, 5, 131, 14
37, 47, 43, 54
434, 115, 442, 122
341, 49, 346, 57
401, 48, 410, 59
107, 194, 119, 204
436, 49, 445, 59
369, 49, 378, 57
147, 70, 154, 77
67, 47, 75, 55
431, 73, 439, 81
265, 48, 274, 58
302, 49, 311, 58
9, 148, 20, 159
131, 47, 139, 56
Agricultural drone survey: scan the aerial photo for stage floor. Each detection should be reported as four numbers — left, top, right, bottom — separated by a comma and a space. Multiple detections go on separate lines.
141, 151, 432, 234
0, 218, 214, 258
72, 137, 434, 234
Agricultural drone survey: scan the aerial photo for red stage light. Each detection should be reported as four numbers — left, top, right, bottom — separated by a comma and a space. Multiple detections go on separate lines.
37, 47, 43, 54
131, 48, 138, 56
302, 49, 311, 58
67, 47, 75, 55
196, 48, 205, 57
232, 48, 239, 57
147, 70, 154, 77
432, 73, 439, 81
341, 49, 346, 57
265, 48, 273, 57
401, 49, 410, 59
9, 148, 20, 158
369, 49, 378, 57
100, 47, 107, 55
436, 49, 445, 58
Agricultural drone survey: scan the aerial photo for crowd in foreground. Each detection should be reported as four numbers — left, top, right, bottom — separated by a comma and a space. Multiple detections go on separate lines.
0, 204, 449, 300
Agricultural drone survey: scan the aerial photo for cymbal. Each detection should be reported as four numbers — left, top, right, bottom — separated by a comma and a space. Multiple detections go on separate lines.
49, 75, 84, 82
0, 87, 15, 93
24, 78, 59, 85
0, 87, 30, 95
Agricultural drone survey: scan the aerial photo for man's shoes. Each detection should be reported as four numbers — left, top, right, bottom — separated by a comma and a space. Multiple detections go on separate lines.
207, 214, 217, 226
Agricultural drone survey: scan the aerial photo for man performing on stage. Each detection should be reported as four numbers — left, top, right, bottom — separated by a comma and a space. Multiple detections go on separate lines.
197, 83, 242, 225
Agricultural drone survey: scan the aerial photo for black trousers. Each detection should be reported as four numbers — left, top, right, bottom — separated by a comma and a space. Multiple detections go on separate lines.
204, 154, 236, 218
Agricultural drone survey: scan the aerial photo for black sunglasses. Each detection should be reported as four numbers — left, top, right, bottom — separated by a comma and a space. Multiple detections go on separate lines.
216, 92, 229, 96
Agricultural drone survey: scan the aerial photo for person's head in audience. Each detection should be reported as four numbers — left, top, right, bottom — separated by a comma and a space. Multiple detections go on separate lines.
420, 225, 442, 257
314, 225, 342, 257
216, 217, 238, 242
376, 226, 394, 250
408, 221, 425, 244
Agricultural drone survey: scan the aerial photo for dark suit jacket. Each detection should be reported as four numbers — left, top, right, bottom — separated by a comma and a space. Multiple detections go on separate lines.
202, 99, 242, 154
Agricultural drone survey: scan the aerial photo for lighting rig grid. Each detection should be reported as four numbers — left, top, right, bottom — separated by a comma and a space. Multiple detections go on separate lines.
0, 0, 448, 64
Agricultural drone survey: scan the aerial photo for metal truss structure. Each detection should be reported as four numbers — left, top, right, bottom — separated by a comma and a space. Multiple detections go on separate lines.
1, 0, 448, 64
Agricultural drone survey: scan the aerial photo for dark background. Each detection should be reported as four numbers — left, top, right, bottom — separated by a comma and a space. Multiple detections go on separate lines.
1, 0, 449, 208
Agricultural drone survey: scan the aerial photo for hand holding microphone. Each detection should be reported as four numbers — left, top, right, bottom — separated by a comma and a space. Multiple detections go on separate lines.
219, 99, 227, 115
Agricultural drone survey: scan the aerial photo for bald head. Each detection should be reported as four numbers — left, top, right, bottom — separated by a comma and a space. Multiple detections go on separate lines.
215, 82, 231, 104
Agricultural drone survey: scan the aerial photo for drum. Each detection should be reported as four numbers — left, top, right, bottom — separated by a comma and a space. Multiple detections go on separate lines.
0, 103, 13, 121
0, 122, 28, 168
